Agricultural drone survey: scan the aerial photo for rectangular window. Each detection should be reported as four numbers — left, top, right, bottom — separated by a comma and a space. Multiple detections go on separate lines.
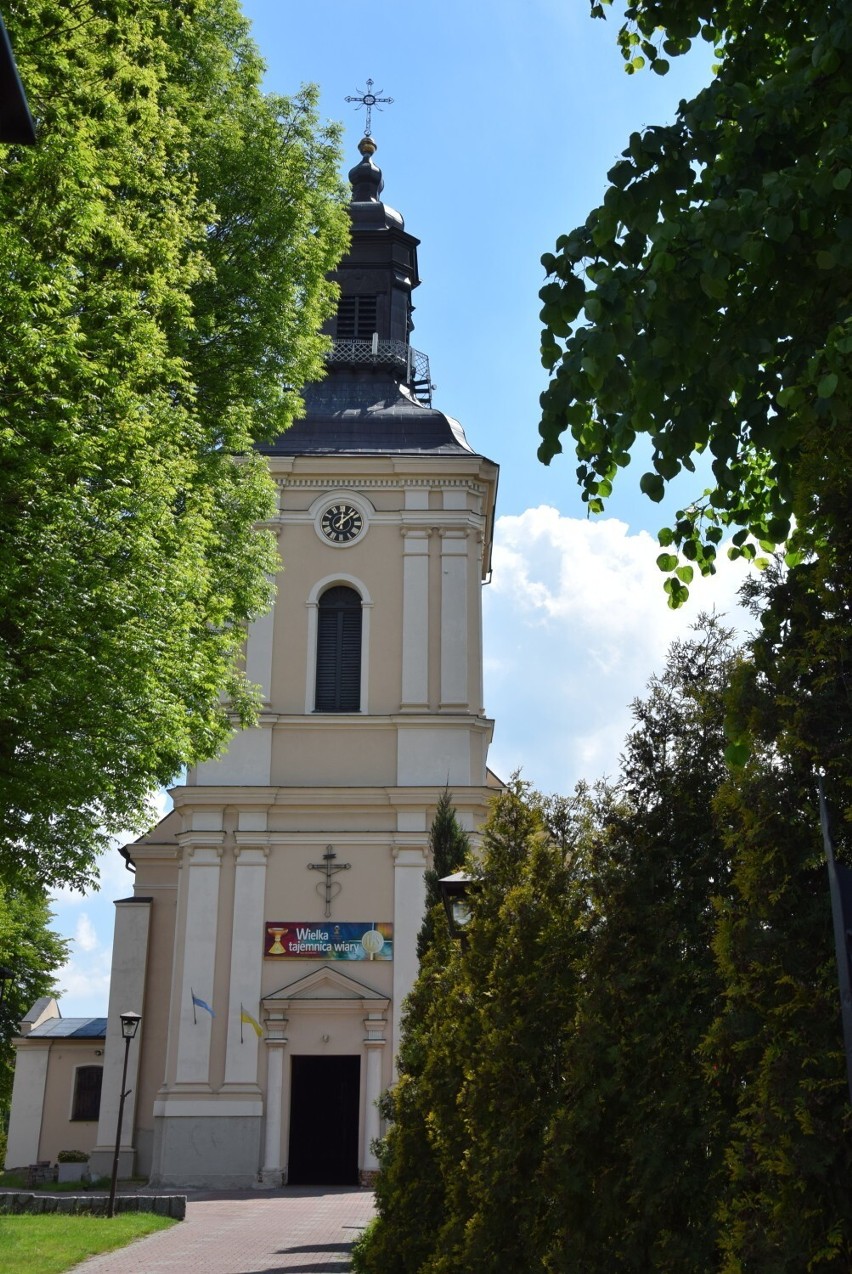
71, 1065, 103, 1122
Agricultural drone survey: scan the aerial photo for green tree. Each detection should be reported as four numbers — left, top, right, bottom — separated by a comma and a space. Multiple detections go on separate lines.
537, 0, 852, 607
433, 782, 584, 1273
416, 789, 471, 960
0, 0, 349, 890
542, 618, 737, 1272
705, 564, 852, 1271
708, 760, 852, 1272
0, 885, 68, 1110
356, 780, 590, 1274
353, 792, 469, 1274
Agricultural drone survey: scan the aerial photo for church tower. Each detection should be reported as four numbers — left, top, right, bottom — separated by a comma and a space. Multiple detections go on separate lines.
89, 134, 499, 1189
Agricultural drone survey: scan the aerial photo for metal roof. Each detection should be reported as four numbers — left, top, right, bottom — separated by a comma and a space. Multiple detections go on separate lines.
257, 377, 484, 460
27, 1018, 107, 1040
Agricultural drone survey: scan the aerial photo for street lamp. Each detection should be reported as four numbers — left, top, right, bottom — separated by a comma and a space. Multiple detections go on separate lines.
438, 871, 473, 943
0, 965, 13, 1007
107, 1010, 141, 1218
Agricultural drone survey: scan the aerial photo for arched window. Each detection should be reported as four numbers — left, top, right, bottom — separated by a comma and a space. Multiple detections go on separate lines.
315, 586, 362, 712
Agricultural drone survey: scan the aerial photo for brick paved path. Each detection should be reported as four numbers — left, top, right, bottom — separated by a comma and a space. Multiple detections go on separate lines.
71, 1187, 376, 1274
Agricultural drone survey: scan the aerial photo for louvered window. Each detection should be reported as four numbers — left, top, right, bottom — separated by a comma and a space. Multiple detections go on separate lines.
71, 1065, 103, 1122
336, 295, 378, 340
315, 586, 362, 712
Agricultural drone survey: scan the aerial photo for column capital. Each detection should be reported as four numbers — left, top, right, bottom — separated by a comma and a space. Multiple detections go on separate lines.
233, 841, 269, 861
182, 839, 224, 862
263, 1011, 289, 1044
363, 1013, 387, 1045
391, 845, 429, 865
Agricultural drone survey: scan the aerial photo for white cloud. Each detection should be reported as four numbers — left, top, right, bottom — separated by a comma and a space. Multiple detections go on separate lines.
484, 506, 753, 794
55, 948, 113, 1017
74, 913, 99, 953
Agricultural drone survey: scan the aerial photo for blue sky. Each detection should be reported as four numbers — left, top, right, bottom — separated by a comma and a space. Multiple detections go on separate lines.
49, 2, 754, 1016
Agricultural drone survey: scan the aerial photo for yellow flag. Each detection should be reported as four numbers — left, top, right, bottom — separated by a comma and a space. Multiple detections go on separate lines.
240, 1006, 263, 1038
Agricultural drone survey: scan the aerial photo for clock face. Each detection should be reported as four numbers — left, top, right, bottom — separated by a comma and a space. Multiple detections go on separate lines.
320, 502, 364, 544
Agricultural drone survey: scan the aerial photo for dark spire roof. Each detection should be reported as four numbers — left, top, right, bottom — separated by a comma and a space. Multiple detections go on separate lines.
259, 137, 488, 461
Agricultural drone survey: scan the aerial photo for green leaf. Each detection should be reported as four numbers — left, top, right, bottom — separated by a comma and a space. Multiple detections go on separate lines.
640, 472, 665, 502
724, 740, 751, 767
817, 372, 838, 398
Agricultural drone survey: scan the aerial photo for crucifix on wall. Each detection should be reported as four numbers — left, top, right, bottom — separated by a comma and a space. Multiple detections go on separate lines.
308, 845, 351, 917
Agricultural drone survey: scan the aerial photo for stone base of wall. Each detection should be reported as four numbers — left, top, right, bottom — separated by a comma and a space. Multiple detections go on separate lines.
359, 1169, 379, 1187
0, 1192, 186, 1219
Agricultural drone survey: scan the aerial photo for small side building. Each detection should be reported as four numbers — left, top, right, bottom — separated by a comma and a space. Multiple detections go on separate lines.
5, 998, 106, 1170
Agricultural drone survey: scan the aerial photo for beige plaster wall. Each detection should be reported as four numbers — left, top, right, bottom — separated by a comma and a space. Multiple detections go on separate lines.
36, 1044, 104, 1165
270, 726, 397, 788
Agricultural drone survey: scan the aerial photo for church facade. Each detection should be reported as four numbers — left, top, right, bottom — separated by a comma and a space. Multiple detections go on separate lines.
5, 135, 499, 1188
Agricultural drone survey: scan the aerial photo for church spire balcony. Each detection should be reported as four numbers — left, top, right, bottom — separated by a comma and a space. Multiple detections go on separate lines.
326, 337, 433, 406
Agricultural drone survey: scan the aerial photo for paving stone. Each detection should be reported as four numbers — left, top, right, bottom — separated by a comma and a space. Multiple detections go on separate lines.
70, 1186, 376, 1273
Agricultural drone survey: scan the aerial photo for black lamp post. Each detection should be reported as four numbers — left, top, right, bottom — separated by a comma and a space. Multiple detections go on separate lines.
0, 965, 13, 1007
438, 871, 473, 943
107, 1010, 141, 1218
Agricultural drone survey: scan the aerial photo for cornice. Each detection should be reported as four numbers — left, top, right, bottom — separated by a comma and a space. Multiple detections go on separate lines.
250, 712, 495, 730
171, 783, 498, 810
273, 475, 487, 493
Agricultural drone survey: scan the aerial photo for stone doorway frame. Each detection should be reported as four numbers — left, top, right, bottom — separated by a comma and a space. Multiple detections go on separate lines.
259, 965, 389, 1187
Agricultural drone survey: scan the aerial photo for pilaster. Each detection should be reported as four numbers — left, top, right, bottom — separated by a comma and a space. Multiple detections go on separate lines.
259, 1012, 288, 1188
400, 528, 431, 709
175, 841, 223, 1084
224, 838, 269, 1085
440, 528, 469, 708
391, 845, 428, 1068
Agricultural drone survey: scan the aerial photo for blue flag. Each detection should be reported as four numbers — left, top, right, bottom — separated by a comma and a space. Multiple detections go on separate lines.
191, 990, 215, 1020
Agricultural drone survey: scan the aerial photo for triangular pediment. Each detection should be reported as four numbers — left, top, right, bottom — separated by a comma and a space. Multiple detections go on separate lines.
264, 963, 389, 1006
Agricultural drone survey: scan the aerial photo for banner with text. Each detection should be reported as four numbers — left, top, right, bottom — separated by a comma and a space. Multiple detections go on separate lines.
263, 922, 393, 961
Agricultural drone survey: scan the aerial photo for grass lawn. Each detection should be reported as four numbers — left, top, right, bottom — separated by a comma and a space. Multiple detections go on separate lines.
0, 1212, 176, 1273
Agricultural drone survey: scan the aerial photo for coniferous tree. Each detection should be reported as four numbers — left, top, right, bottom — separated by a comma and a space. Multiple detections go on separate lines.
433, 783, 587, 1273
543, 617, 738, 1273
708, 758, 852, 1272
707, 551, 852, 1271
357, 615, 852, 1273
353, 793, 469, 1274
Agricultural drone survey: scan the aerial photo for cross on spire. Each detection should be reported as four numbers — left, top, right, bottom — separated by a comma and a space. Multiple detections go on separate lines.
307, 845, 351, 918
345, 78, 393, 136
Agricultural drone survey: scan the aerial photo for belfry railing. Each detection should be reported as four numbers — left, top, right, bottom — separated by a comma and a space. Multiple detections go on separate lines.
328, 338, 433, 406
